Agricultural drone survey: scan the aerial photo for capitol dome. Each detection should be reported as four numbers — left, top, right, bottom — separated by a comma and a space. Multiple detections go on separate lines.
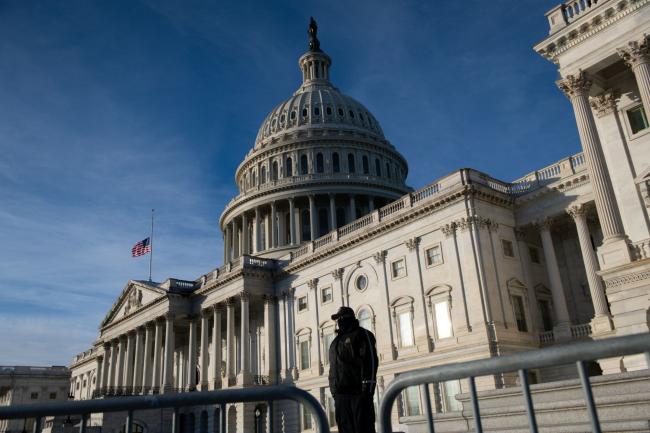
220, 18, 411, 260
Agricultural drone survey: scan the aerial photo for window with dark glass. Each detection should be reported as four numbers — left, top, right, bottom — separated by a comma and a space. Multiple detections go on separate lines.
300, 154, 308, 175
271, 161, 278, 181
628, 105, 649, 134
512, 295, 528, 332
314, 106, 320, 116
336, 208, 346, 228
316, 153, 324, 173
539, 300, 553, 331
318, 208, 329, 236
326, 106, 332, 115
260, 166, 266, 184
286, 157, 293, 177
386, 162, 391, 178
375, 158, 381, 176
332, 153, 340, 173
338, 108, 344, 116
302, 108, 308, 117
362, 155, 369, 174
348, 153, 356, 173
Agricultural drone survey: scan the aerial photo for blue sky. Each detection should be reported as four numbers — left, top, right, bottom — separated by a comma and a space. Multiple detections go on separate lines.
0, 0, 578, 365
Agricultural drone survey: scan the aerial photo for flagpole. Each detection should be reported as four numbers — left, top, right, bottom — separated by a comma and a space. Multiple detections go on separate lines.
149, 209, 154, 282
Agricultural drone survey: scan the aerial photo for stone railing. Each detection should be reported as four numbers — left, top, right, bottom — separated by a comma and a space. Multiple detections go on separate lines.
253, 375, 270, 386
72, 348, 97, 364
539, 330, 555, 344
510, 152, 586, 194
630, 238, 650, 260
200, 254, 276, 288
0, 366, 69, 376
545, 0, 607, 33
571, 323, 593, 339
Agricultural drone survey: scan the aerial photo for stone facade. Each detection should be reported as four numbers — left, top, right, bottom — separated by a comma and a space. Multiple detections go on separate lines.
68, 3, 650, 432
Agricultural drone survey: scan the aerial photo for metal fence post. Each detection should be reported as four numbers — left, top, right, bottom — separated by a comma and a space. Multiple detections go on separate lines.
125, 410, 133, 433
79, 413, 88, 433
220, 404, 226, 433
421, 384, 435, 433
32, 416, 41, 433
171, 407, 179, 433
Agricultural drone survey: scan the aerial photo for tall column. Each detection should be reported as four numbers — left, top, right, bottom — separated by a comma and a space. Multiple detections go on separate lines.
308, 195, 317, 241
557, 71, 629, 266
405, 237, 433, 352
238, 292, 251, 384
211, 305, 223, 389
263, 295, 277, 379
241, 213, 249, 255
349, 194, 356, 220
271, 201, 278, 248
232, 219, 240, 258
224, 225, 231, 263
109, 340, 118, 391
254, 207, 261, 253
115, 336, 125, 390
289, 198, 297, 245
618, 35, 650, 112
307, 279, 323, 374
141, 323, 153, 393
100, 344, 110, 392
329, 194, 336, 230
162, 314, 175, 393
368, 196, 375, 212
567, 205, 613, 332
229, 221, 237, 260
538, 219, 571, 330
133, 327, 144, 393
200, 311, 210, 390
124, 332, 135, 392
152, 319, 163, 392
187, 316, 198, 391
226, 298, 236, 383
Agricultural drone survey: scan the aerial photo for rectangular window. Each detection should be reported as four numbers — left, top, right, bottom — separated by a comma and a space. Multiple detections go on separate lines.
391, 258, 406, 278
442, 380, 462, 412
528, 246, 540, 264
502, 239, 515, 257
298, 296, 308, 312
321, 286, 333, 304
300, 340, 310, 370
398, 311, 414, 347
512, 295, 528, 332
323, 332, 335, 364
302, 404, 312, 430
30, 392, 38, 400
434, 301, 453, 339
425, 245, 443, 266
628, 105, 649, 134
403, 386, 421, 416
49, 393, 57, 400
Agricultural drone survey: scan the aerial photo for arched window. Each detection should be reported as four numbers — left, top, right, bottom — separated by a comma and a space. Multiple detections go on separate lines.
318, 208, 329, 236
348, 153, 356, 173
251, 170, 257, 186
358, 308, 373, 331
271, 161, 278, 181
260, 166, 267, 184
332, 153, 340, 173
375, 159, 381, 176
286, 157, 293, 177
362, 155, 369, 174
316, 153, 324, 173
386, 162, 391, 179
300, 154, 309, 175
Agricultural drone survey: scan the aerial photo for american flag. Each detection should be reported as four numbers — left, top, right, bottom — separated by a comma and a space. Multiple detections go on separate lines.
131, 237, 151, 257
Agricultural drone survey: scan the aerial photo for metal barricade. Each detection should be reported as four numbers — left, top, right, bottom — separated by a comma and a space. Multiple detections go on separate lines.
0, 385, 330, 433
378, 332, 650, 433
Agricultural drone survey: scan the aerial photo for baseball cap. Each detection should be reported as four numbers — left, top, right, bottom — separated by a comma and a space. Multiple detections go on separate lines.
331, 306, 355, 320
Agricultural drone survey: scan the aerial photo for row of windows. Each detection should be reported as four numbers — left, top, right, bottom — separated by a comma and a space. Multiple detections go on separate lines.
240, 151, 401, 191
30, 392, 57, 400
263, 105, 379, 137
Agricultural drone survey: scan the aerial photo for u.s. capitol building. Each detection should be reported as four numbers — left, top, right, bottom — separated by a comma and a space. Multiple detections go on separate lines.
65, 2, 650, 432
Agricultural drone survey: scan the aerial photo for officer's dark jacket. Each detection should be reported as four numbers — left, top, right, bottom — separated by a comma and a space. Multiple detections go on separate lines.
328, 319, 379, 396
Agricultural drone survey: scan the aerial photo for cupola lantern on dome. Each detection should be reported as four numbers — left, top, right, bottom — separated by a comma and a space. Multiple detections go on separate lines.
299, 17, 332, 89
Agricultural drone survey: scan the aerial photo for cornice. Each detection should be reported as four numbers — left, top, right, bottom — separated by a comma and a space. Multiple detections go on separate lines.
535, 0, 650, 64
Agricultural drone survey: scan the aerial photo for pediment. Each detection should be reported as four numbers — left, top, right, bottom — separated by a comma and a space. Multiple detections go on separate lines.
101, 280, 167, 327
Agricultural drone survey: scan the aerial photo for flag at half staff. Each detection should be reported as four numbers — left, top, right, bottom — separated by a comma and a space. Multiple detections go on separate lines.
131, 237, 151, 257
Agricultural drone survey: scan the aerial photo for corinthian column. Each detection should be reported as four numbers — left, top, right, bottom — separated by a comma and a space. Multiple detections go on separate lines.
162, 314, 175, 393
289, 197, 296, 245
271, 201, 278, 248
141, 323, 153, 393
226, 298, 235, 383
537, 218, 571, 329
211, 305, 223, 389
308, 195, 317, 241
263, 295, 277, 379
238, 292, 251, 384
187, 316, 198, 391
199, 311, 210, 390
567, 205, 614, 332
618, 35, 650, 112
100, 344, 110, 393
557, 71, 629, 266
152, 319, 163, 392
241, 213, 249, 255
132, 327, 144, 394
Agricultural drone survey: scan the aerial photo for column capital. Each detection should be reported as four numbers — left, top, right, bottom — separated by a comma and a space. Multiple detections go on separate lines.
201, 308, 212, 318
514, 228, 527, 242
556, 70, 592, 99
441, 222, 457, 237
372, 250, 387, 264
263, 294, 277, 305
566, 203, 587, 220
285, 287, 296, 298
589, 91, 618, 118
226, 297, 237, 307
163, 312, 175, 321
617, 35, 650, 69
405, 237, 420, 251
240, 291, 250, 302
212, 303, 224, 313
307, 278, 319, 290
535, 217, 556, 232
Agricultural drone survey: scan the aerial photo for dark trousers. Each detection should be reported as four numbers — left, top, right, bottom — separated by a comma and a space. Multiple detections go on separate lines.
334, 394, 376, 433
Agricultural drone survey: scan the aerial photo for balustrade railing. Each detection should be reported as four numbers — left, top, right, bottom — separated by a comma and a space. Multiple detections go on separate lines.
631, 238, 650, 260
563, 0, 601, 23
539, 330, 555, 344
571, 323, 593, 339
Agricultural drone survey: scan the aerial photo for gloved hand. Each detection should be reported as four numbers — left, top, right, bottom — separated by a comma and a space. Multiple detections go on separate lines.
361, 381, 375, 397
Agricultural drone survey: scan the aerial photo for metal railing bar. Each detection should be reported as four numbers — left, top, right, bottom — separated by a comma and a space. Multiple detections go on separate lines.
421, 384, 435, 433
79, 413, 87, 433
171, 406, 179, 433
577, 361, 601, 433
0, 386, 330, 433
518, 369, 538, 433
32, 416, 41, 433
468, 377, 483, 433
268, 400, 274, 433
378, 333, 650, 433
219, 403, 226, 433
125, 410, 133, 433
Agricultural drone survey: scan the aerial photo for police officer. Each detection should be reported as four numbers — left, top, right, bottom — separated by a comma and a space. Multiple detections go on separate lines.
328, 306, 379, 433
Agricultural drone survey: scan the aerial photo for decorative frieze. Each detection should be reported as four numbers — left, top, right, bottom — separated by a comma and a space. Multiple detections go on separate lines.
589, 91, 617, 118
604, 270, 650, 289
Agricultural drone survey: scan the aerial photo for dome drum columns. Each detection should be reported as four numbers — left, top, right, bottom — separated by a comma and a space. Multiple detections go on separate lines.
222, 193, 385, 260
